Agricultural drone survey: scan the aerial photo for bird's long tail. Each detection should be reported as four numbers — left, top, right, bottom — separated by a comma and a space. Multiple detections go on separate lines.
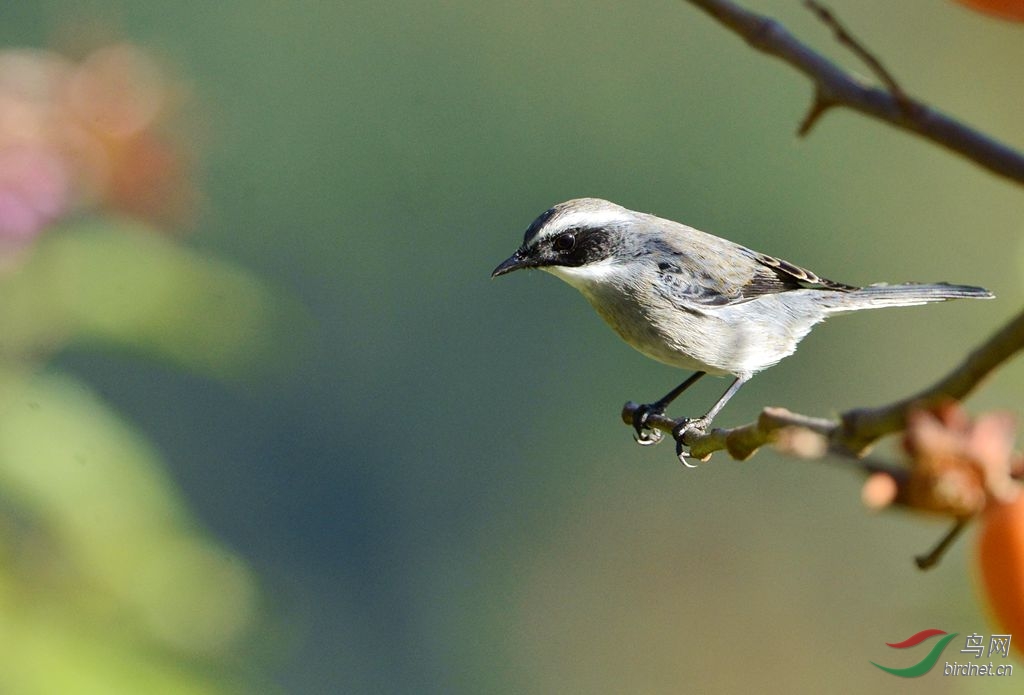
821, 282, 993, 313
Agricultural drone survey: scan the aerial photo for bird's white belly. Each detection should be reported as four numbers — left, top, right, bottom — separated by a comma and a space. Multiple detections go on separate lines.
581, 281, 817, 377
546, 262, 823, 377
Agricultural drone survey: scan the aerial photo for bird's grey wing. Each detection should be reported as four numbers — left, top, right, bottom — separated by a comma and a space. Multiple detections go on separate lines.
645, 232, 764, 308
645, 225, 857, 310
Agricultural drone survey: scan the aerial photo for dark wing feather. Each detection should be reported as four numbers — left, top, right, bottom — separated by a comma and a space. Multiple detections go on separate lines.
740, 252, 858, 298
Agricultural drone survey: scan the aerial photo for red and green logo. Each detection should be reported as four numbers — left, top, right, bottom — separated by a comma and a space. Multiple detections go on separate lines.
871, 629, 959, 677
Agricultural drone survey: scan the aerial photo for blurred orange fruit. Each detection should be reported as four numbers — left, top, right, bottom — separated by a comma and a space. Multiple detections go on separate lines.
956, 0, 1024, 21
977, 492, 1024, 657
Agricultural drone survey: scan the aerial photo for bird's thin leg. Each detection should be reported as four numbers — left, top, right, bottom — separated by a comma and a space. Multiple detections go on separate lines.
673, 376, 748, 465
631, 371, 706, 446
698, 376, 747, 427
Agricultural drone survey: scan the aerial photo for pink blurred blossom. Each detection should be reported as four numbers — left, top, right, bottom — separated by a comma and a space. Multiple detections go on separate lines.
0, 144, 71, 243
0, 42, 195, 265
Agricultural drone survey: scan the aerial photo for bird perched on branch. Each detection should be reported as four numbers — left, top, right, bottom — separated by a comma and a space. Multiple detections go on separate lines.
492, 198, 993, 463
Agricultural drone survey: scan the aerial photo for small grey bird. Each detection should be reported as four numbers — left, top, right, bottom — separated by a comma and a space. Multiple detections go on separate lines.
492, 198, 993, 459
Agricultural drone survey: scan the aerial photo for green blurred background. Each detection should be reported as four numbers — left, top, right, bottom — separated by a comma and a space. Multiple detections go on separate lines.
1, 0, 1022, 692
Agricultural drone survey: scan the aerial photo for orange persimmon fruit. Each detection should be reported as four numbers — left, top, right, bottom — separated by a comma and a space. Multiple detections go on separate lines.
977, 492, 1024, 657
956, 0, 1024, 21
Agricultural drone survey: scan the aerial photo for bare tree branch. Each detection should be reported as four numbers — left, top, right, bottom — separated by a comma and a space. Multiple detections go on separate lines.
681, 0, 1024, 186
841, 308, 1024, 451
621, 308, 1024, 461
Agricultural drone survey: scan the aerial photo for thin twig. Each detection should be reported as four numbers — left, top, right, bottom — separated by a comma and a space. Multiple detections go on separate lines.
803, 0, 911, 106
680, 0, 1024, 186
915, 518, 970, 570
797, 91, 836, 136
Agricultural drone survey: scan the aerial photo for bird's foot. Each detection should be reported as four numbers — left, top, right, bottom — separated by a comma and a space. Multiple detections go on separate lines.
630, 402, 665, 446
672, 417, 710, 468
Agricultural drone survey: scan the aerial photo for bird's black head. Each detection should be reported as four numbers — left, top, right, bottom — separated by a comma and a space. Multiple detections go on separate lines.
491, 198, 628, 278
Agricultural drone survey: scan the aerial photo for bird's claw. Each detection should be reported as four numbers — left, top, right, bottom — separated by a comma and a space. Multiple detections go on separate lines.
675, 440, 699, 468
672, 418, 709, 468
631, 403, 665, 446
633, 428, 663, 446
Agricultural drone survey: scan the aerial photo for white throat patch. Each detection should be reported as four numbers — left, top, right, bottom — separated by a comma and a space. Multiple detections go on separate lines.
545, 257, 623, 291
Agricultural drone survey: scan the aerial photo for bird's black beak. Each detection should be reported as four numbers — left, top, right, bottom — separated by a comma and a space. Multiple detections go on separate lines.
491, 249, 531, 278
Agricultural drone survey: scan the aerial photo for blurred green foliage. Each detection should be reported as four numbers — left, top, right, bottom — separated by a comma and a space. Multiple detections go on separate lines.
0, 221, 288, 374
0, 221, 286, 692
0, 370, 256, 693
1, 1, 1023, 693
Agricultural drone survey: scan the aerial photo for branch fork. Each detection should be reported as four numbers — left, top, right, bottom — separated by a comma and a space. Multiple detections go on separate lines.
683, 0, 1024, 184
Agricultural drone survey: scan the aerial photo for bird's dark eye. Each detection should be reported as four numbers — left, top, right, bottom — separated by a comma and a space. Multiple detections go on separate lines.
553, 232, 576, 253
